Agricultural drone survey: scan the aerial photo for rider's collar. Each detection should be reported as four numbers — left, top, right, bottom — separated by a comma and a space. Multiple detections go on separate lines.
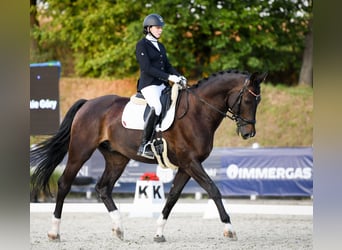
146, 34, 158, 42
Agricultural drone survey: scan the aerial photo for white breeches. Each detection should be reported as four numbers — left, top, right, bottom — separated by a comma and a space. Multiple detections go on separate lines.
141, 84, 167, 116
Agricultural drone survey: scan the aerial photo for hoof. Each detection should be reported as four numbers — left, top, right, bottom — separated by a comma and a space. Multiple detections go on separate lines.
223, 230, 238, 241
154, 235, 166, 243
47, 232, 60, 241
112, 228, 124, 240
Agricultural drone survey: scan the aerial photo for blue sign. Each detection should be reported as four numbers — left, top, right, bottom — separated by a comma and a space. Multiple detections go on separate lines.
69, 147, 313, 197
218, 147, 313, 196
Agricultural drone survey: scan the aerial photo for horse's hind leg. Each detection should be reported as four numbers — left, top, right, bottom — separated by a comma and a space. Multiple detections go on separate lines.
154, 169, 190, 242
48, 145, 96, 240
95, 150, 129, 240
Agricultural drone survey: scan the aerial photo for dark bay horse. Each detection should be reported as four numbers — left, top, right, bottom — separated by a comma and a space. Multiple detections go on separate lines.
30, 70, 267, 242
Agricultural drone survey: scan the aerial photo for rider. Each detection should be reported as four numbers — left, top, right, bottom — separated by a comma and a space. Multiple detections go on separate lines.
136, 13, 186, 158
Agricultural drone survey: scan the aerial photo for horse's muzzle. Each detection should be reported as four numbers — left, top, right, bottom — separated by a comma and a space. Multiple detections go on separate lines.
242, 131, 256, 139
237, 125, 256, 139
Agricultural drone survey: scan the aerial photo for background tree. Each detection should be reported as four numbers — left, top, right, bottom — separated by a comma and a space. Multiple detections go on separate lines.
298, 16, 313, 87
31, 0, 312, 85
30, 0, 39, 57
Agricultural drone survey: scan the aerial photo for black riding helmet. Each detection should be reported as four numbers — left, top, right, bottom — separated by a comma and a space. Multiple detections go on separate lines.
143, 14, 165, 35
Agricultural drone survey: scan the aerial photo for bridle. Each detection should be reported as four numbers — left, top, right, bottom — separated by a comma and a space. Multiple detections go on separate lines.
226, 77, 261, 126
185, 76, 261, 127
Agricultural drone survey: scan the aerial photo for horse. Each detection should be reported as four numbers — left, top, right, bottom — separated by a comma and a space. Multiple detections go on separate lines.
30, 69, 267, 242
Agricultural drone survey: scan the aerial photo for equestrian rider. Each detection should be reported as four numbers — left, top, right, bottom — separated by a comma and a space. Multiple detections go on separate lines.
136, 13, 186, 158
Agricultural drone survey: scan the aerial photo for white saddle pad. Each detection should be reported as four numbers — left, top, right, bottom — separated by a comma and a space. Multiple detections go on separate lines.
121, 84, 181, 132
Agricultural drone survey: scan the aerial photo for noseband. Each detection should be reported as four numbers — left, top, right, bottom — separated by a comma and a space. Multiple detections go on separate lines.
186, 76, 261, 127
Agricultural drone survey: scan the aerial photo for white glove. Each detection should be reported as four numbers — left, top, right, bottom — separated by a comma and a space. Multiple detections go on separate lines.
168, 75, 181, 83
179, 76, 187, 87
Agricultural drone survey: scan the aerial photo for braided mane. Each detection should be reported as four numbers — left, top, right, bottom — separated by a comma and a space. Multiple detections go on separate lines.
192, 69, 250, 88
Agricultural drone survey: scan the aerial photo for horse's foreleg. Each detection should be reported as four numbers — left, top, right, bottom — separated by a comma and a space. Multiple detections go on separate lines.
154, 169, 190, 242
96, 182, 124, 240
95, 152, 128, 240
187, 161, 237, 240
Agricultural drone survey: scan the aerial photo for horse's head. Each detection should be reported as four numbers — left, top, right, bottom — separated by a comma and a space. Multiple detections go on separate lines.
228, 72, 267, 139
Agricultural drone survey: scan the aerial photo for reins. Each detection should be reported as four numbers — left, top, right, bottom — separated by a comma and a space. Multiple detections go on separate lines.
185, 87, 229, 118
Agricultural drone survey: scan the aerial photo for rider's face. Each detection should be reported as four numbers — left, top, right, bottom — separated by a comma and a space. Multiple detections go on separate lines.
149, 26, 163, 39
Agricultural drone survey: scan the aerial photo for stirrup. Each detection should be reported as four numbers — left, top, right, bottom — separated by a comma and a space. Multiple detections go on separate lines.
137, 143, 155, 159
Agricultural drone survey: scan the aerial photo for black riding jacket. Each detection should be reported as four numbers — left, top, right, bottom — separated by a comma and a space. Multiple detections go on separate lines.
136, 38, 179, 91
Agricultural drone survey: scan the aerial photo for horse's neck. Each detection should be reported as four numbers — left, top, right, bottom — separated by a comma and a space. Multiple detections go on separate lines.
197, 74, 244, 115
196, 77, 232, 105
190, 78, 231, 127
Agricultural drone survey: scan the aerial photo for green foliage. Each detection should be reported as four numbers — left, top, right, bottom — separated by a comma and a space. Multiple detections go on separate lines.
31, 0, 312, 83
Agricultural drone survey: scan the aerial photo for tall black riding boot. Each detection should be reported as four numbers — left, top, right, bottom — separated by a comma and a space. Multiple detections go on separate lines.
137, 108, 159, 159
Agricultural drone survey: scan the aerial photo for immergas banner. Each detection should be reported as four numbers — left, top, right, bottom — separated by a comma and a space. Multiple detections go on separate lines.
68, 147, 313, 197
218, 147, 313, 196
30, 61, 61, 135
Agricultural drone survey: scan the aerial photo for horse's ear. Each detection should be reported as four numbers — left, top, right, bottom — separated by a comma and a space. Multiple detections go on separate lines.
250, 72, 268, 84
259, 72, 268, 83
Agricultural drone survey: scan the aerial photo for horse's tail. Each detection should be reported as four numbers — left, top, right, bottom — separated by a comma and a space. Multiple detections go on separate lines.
30, 99, 87, 194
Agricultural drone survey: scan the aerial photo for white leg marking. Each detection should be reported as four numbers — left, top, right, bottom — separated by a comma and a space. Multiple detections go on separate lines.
223, 223, 238, 240
153, 214, 167, 242
109, 210, 124, 240
109, 210, 122, 230
155, 214, 167, 237
47, 215, 61, 240
224, 223, 234, 232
